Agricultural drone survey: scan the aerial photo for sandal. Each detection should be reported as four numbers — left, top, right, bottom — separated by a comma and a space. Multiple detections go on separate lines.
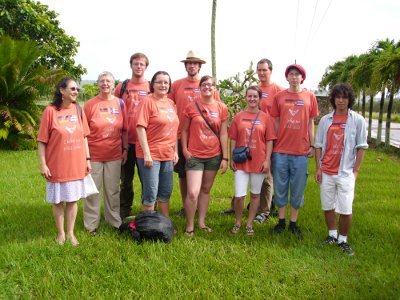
199, 226, 213, 233
184, 230, 194, 237
246, 226, 254, 237
231, 224, 241, 234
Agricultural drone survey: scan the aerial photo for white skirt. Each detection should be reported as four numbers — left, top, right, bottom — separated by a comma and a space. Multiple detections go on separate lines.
46, 179, 86, 204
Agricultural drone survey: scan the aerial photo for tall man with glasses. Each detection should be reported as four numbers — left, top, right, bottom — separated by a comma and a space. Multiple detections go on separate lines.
115, 52, 150, 220
270, 64, 318, 239
169, 50, 219, 217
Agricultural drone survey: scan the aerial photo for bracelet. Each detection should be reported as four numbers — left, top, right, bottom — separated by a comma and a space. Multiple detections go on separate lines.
310, 145, 315, 149
222, 158, 228, 161
86, 157, 91, 160
123, 148, 127, 151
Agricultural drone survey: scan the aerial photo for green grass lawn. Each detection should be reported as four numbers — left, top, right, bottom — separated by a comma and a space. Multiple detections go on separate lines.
0, 149, 399, 299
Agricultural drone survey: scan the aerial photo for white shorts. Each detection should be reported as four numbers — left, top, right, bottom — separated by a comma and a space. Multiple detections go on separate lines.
234, 170, 265, 197
320, 172, 355, 215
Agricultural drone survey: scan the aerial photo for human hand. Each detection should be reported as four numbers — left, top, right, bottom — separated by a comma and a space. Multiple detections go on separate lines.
307, 147, 315, 158
220, 159, 228, 174
315, 168, 322, 184
173, 152, 179, 166
144, 153, 153, 168
40, 164, 52, 180
121, 150, 128, 165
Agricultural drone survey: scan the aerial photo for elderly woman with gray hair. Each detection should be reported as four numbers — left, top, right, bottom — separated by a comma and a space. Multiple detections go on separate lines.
83, 71, 128, 234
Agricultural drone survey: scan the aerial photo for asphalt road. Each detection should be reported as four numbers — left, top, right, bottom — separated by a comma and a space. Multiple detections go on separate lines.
367, 119, 400, 148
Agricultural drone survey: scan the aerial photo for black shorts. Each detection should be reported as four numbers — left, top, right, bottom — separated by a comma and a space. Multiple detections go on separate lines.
174, 140, 186, 178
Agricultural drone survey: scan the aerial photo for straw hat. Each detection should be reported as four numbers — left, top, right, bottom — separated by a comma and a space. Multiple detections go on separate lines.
180, 50, 206, 64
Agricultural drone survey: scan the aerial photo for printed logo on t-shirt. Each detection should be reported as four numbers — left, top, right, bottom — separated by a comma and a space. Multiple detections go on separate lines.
262, 92, 269, 99
159, 107, 176, 122
285, 99, 304, 106
288, 108, 299, 117
105, 117, 116, 124
209, 111, 218, 118
111, 108, 120, 114
57, 114, 77, 123
65, 125, 76, 134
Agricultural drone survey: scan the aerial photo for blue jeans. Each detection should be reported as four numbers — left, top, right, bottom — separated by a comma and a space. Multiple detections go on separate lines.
137, 159, 173, 206
272, 153, 309, 209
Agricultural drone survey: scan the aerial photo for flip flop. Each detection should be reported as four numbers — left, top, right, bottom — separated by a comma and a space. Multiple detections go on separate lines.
184, 230, 194, 237
199, 226, 213, 233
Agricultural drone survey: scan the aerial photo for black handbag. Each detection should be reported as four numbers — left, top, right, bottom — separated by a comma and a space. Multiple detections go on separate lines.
232, 111, 260, 163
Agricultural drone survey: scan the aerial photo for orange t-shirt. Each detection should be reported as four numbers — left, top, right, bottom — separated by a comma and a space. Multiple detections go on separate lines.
169, 78, 220, 138
270, 89, 319, 155
259, 83, 284, 116
84, 96, 128, 162
38, 104, 90, 183
184, 100, 229, 158
114, 80, 150, 144
321, 114, 348, 175
229, 110, 276, 173
135, 95, 179, 161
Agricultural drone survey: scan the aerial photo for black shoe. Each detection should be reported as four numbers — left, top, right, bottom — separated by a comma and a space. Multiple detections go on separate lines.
219, 208, 235, 214
177, 208, 185, 217
338, 242, 354, 256
288, 224, 303, 240
324, 236, 338, 245
271, 223, 285, 234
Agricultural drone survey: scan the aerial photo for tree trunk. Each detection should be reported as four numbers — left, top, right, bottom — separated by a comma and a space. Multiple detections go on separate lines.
376, 88, 385, 146
385, 87, 394, 149
368, 93, 374, 143
361, 90, 366, 117
211, 0, 217, 80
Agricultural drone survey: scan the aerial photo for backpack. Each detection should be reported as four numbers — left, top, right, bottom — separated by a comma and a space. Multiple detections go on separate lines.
119, 79, 130, 98
119, 211, 175, 243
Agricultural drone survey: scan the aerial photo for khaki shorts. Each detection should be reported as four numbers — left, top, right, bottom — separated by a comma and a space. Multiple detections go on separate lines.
185, 155, 221, 171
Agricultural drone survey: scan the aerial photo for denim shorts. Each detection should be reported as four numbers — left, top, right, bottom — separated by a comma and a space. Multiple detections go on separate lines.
185, 155, 221, 171
137, 159, 174, 206
272, 153, 309, 209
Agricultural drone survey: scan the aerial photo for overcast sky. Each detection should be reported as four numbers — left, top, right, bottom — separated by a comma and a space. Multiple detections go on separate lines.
40, 0, 399, 90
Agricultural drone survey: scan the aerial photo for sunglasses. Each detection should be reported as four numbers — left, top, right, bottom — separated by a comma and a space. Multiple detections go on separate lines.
69, 87, 80, 92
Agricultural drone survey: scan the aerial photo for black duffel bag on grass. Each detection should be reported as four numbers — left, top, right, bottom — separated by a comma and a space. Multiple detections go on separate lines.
119, 210, 174, 243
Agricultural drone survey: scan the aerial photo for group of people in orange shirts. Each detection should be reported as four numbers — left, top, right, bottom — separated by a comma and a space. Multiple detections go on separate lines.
38, 51, 367, 256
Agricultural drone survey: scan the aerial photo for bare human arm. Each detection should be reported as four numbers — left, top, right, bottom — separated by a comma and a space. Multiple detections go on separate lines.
315, 148, 322, 184
181, 117, 191, 160
219, 119, 228, 174
136, 126, 152, 167
353, 148, 366, 180
307, 117, 315, 157
38, 142, 51, 179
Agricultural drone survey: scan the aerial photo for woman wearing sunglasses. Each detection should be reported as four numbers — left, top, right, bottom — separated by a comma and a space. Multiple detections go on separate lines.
38, 77, 91, 246
83, 71, 128, 235
181, 75, 229, 236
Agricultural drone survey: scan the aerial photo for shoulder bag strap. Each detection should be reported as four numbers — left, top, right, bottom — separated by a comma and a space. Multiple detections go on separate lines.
246, 110, 260, 150
195, 101, 219, 138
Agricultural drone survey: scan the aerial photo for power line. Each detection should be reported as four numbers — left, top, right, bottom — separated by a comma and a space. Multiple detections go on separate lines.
304, 0, 319, 56
294, 0, 300, 63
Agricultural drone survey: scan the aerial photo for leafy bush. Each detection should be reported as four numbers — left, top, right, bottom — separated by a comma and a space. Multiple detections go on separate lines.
217, 62, 258, 121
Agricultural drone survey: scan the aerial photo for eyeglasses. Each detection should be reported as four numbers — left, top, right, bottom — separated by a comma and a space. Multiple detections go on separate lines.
69, 87, 80, 92
154, 81, 170, 85
201, 83, 214, 88
133, 62, 146, 67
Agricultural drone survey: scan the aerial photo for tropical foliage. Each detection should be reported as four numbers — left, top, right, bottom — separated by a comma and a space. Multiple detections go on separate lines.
0, 0, 86, 79
217, 62, 258, 121
319, 38, 400, 148
0, 36, 64, 149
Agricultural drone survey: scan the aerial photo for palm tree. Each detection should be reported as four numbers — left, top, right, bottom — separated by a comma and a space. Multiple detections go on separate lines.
372, 39, 400, 148
211, 0, 217, 79
0, 36, 64, 149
